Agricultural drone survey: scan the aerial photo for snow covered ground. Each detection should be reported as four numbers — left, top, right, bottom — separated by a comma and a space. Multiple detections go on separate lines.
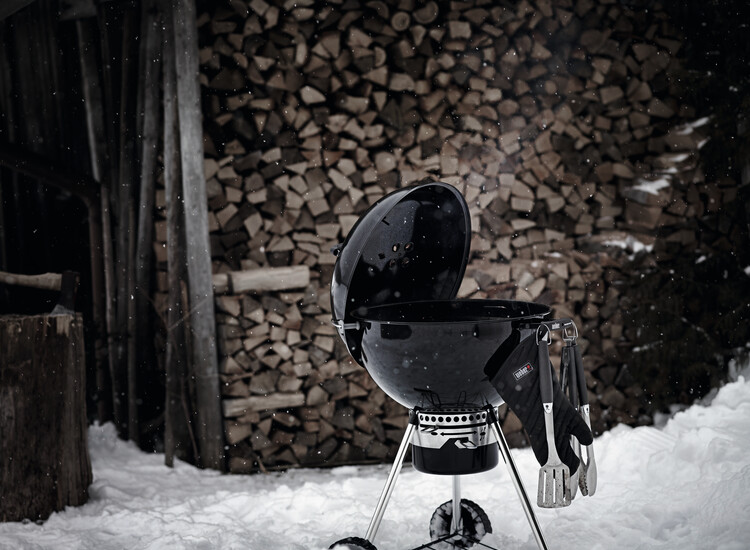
2, 373, 750, 550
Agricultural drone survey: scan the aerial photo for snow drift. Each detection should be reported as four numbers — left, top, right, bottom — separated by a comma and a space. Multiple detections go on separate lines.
2, 373, 750, 550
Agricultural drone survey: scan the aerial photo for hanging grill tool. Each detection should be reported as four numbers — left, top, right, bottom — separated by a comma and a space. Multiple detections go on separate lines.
562, 323, 598, 497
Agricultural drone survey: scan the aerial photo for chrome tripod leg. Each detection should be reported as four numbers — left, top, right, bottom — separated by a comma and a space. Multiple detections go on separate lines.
486, 407, 549, 550
451, 475, 462, 533
364, 422, 416, 543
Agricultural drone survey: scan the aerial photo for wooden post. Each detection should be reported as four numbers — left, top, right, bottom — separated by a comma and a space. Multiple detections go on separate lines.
76, 15, 117, 425
84, 197, 106, 414
0, 313, 93, 521
161, 0, 195, 467
172, 0, 225, 470
112, 5, 139, 443
92, 2, 124, 432
133, 0, 162, 435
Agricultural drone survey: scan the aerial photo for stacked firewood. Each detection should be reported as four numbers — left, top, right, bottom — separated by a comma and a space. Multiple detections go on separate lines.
150, 0, 730, 471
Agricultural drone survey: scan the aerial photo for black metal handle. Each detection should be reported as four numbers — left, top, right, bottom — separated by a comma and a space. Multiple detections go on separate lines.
573, 344, 589, 406
538, 341, 553, 405
563, 345, 579, 408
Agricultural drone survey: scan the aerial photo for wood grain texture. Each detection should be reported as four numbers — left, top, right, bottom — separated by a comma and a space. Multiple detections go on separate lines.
0, 314, 92, 521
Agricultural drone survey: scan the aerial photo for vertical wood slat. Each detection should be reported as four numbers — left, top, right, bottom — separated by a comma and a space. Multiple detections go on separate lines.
95, 1, 129, 436
133, 0, 163, 438
28, 2, 56, 261
76, 17, 113, 425
161, 0, 195, 467
113, 6, 138, 442
92, 10, 122, 425
172, 0, 225, 470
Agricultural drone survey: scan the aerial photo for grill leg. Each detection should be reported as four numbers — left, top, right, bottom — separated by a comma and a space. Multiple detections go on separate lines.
486, 406, 549, 550
451, 475, 462, 533
364, 422, 416, 543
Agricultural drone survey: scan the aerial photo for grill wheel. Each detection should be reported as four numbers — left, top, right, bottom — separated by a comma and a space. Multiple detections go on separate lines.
329, 536, 378, 550
428, 498, 492, 549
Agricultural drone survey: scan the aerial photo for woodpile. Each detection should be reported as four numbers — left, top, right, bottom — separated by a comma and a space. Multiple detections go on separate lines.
148, 0, 728, 472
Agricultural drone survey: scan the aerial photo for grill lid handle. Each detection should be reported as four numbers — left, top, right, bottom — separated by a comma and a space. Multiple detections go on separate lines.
332, 319, 361, 342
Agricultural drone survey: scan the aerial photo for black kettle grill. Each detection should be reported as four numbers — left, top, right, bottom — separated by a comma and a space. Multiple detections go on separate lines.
329, 182, 557, 550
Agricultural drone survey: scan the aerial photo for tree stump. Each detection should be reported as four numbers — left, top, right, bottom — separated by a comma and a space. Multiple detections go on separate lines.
0, 313, 92, 522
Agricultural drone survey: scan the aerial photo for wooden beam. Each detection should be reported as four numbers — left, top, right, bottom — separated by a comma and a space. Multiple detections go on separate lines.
172, 0, 225, 471
113, 5, 138, 441
162, 0, 195, 467
76, 16, 113, 426
132, 0, 162, 445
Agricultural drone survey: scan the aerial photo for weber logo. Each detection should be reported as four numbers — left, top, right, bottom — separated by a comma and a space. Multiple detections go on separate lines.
513, 363, 533, 381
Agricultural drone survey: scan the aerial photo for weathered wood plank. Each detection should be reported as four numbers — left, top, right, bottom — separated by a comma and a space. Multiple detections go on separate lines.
162, 0, 196, 468
132, 0, 163, 445
172, 0, 225, 470
75, 16, 115, 425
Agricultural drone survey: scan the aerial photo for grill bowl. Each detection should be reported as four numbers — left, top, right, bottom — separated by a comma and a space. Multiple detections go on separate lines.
352, 299, 550, 409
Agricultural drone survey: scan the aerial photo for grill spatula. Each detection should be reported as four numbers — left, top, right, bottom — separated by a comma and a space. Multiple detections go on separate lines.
561, 343, 581, 501
536, 329, 571, 508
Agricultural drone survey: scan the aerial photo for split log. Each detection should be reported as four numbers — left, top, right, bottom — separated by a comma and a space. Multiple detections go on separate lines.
213, 265, 310, 294
223, 392, 306, 416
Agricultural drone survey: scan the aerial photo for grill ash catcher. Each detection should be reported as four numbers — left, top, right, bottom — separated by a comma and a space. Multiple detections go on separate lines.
329, 182, 597, 550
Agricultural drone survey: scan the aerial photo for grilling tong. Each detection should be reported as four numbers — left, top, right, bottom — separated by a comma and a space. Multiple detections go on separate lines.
535, 320, 598, 507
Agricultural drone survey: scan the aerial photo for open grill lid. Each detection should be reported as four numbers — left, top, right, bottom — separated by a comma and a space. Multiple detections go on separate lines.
330, 181, 471, 362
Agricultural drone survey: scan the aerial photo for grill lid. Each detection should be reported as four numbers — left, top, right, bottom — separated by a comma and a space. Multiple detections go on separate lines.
330, 181, 471, 362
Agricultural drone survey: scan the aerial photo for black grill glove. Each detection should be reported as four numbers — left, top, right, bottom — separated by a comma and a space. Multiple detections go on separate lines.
489, 334, 593, 473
